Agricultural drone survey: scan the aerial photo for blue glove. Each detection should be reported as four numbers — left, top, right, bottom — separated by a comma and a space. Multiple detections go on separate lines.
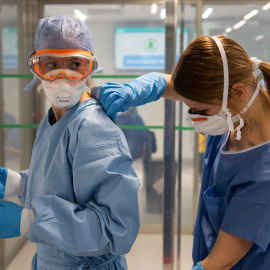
191, 262, 205, 270
0, 201, 23, 238
99, 72, 167, 118
0, 167, 8, 199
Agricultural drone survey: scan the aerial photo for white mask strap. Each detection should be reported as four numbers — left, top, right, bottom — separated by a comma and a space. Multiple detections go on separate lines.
240, 83, 260, 114
210, 36, 234, 131
232, 84, 260, 140
210, 36, 229, 111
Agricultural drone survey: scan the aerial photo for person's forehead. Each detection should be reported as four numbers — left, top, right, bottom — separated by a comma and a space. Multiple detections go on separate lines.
180, 95, 221, 109
180, 96, 206, 109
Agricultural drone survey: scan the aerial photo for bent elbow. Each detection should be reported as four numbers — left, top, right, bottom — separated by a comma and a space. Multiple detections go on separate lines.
112, 222, 141, 255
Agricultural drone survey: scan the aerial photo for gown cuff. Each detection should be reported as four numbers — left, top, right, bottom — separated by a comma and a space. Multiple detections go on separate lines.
4, 169, 24, 198
20, 208, 35, 236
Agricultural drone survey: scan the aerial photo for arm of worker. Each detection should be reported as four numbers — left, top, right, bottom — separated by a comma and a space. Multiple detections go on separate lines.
0, 167, 25, 199
194, 230, 253, 270
95, 72, 181, 119
24, 117, 140, 256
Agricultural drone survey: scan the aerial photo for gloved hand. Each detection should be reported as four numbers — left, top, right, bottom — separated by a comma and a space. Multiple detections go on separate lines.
0, 167, 8, 199
98, 72, 167, 119
0, 201, 23, 238
191, 262, 205, 270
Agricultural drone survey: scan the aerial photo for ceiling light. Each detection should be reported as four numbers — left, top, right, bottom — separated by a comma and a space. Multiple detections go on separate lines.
151, 3, 158, 14
225, 27, 232, 33
262, 2, 270, 11
160, 8, 166, 19
243, 9, 258, 20
74, 9, 87, 21
255, 35, 264, 41
202, 8, 213, 19
232, 20, 246, 30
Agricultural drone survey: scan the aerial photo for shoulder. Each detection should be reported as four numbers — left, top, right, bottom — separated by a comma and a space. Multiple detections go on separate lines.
71, 100, 126, 148
236, 142, 270, 180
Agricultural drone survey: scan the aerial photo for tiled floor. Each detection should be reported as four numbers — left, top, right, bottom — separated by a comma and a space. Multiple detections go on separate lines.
6, 234, 193, 270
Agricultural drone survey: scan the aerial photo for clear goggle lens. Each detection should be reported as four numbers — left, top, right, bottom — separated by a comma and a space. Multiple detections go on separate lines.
28, 50, 98, 82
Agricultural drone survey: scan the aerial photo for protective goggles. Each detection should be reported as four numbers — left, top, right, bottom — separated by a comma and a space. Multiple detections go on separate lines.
28, 49, 98, 82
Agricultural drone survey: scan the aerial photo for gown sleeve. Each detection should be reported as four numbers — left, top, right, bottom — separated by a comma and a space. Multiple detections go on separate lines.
221, 160, 270, 252
27, 119, 141, 257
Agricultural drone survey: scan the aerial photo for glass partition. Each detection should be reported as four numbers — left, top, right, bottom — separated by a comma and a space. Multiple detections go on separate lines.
0, 2, 27, 269
202, 2, 270, 63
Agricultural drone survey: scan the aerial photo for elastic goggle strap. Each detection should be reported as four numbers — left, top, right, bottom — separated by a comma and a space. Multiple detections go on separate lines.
31, 49, 95, 58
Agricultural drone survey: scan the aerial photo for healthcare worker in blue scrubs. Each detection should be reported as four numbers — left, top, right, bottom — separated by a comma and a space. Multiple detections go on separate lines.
96, 36, 270, 269
0, 15, 140, 269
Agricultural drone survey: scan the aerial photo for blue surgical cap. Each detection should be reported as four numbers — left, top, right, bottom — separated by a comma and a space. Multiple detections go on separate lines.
34, 15, 92, 52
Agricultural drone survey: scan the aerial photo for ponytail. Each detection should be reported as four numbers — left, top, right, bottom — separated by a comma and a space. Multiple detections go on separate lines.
259, 61, 270, 95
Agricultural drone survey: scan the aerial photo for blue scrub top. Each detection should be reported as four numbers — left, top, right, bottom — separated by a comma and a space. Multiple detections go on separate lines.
193, 134, 270, 269
20, 99, 141, 270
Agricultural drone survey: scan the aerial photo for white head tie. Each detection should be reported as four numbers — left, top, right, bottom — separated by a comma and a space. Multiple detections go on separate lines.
250, 57, 262, 72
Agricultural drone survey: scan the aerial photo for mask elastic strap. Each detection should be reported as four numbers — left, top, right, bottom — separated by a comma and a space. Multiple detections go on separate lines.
210, 36, 234, 131
240, 83, 260, 115
210, 36, 229, 110
232, 83, 260, 140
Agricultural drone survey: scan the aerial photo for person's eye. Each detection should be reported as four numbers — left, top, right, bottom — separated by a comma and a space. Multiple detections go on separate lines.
69, 61, 81, 70
197, 110, 208, 116
189, 109, 208, 115
46, 61, 58, 69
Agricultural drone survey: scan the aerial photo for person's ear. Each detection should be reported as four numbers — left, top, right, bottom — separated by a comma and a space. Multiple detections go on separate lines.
230, 83, 248, 100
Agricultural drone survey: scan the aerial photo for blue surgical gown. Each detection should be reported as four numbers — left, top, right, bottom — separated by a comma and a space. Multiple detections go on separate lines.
193, 134, 270, 269
19, 99, 141, 270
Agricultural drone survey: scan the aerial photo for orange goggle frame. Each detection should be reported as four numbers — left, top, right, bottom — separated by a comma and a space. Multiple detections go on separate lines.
28, 49, 98, 82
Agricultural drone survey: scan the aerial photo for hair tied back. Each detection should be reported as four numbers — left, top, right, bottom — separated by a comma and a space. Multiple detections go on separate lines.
250, 57, 262, 72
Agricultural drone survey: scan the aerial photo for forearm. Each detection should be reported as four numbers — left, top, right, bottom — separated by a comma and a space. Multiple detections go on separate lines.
201, 230, 253, 270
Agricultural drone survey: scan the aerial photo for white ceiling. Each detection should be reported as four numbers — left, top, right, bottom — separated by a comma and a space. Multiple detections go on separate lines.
1, 2, 269, 28
43, 3, 270, 24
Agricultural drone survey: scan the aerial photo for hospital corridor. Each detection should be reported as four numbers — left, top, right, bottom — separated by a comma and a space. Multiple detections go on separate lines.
1, 1, 270, 270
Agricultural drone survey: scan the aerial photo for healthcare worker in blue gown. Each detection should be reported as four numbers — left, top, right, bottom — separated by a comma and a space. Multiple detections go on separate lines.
0, 15, 140, 270
96, 36, 270, 270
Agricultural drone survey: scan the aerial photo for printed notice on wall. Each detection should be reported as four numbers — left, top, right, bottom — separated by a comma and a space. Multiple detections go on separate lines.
114, 27, 188, 70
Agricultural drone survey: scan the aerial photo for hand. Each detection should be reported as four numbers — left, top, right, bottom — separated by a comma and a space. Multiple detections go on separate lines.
99, 82, 135, 119
98, 72, 167, 119
0, 167, 8, 199
0, 201, 23, 238
191, 262, 205, 270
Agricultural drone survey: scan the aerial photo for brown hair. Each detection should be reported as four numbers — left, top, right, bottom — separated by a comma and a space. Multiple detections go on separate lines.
172, 36, 266, 107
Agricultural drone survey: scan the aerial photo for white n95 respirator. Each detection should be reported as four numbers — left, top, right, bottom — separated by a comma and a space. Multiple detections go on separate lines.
38, 70, 88, 109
